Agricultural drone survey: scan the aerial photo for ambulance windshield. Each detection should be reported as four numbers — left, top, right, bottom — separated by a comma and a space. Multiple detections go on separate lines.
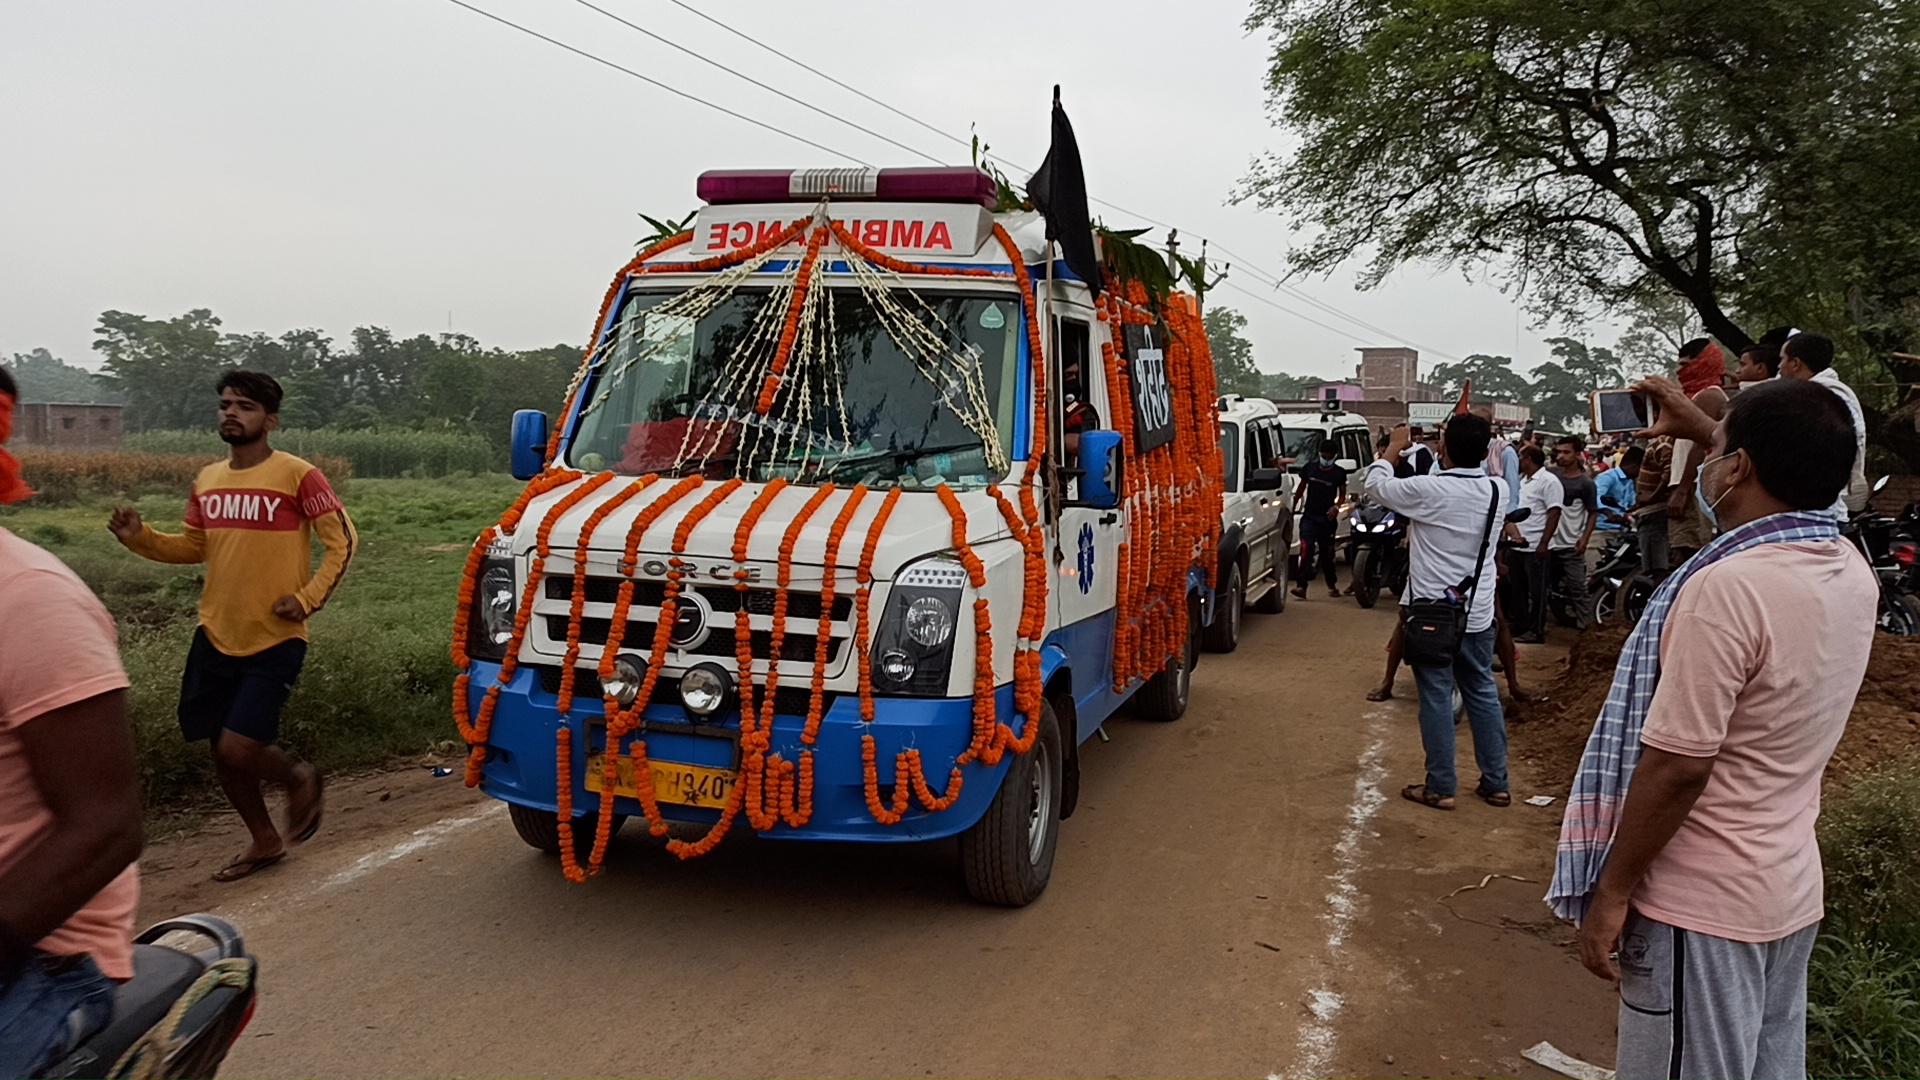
567, 288, 1023, 488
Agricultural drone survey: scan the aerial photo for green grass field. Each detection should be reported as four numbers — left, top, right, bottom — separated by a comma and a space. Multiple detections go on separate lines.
0, 474, 523, 812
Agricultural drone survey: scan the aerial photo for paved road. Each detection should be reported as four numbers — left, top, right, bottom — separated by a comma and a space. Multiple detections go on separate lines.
137, 595, 1614, 1078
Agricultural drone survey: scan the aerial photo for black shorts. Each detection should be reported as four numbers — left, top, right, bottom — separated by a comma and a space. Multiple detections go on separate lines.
177, 628, 308, 744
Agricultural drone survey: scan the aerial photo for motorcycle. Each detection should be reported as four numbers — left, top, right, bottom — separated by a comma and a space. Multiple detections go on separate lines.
1849, 477, 1920, 636
1345, 497, 1408, 609
1550, 529, 1639, 628
1615, 477, 1920, 634
48, 914, 257, 1080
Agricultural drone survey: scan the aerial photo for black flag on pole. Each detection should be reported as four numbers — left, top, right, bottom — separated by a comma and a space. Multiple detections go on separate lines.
1026, 87, 1103, 298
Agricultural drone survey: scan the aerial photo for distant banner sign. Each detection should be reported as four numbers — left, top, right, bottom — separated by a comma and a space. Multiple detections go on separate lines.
1123, 324, 1175, 453
1406, 402, 1454, 425
1493, 403, 1531, 426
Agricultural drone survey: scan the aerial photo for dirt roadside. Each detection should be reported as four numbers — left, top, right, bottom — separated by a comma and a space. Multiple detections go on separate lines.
131, 602, 1616, 1079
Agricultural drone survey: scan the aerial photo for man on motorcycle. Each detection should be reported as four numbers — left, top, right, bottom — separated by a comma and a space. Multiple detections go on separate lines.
0, 367, 144, 1077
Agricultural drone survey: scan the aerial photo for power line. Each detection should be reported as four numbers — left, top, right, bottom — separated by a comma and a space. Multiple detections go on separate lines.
437, 0, 873, 165
448, 0, 1466, 362
566, 0, 950, 166
658, 0, 978, 156
639, 3, 1461, 361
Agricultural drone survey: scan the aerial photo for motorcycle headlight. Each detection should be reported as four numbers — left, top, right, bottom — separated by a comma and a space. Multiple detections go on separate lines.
873, 557, 968, 696
468, 553, 518, 663
1381, 512, 1397, 528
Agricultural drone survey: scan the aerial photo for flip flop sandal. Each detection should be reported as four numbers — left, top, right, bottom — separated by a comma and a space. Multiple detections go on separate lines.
1401, 783, 1455, 811
212, 852, 284, 883
1474, 781, 1512, 808
1365, 687, 1393, 702
289, 772, 325, 845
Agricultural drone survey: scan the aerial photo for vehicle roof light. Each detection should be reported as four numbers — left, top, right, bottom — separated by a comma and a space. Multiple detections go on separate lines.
698, 167, 997, 208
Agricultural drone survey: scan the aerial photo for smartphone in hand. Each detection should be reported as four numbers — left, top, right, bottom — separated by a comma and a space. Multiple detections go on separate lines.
1590, 389, 1656, 433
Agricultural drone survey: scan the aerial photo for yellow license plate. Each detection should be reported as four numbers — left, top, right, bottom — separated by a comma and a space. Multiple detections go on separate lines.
585, 752, 737, 809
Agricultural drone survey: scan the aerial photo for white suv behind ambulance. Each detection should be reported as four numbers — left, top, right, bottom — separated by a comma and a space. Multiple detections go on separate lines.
1209, 394, 1293, 652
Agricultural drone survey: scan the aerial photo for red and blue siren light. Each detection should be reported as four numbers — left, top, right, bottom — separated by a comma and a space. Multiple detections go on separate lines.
698, 167, 998, 208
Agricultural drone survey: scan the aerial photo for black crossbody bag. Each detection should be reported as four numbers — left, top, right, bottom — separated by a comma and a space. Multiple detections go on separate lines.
1400, 480, 1500, 669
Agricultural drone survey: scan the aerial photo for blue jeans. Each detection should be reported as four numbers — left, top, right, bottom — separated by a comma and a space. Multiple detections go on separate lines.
1411, 626, 1508, 798
0, 952, 115, 1078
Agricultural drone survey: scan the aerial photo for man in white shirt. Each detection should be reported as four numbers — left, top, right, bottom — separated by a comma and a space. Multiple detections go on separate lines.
1507, 445, 1564, 644
1779, 332, 1869, 516
1366, 415, 1511, 811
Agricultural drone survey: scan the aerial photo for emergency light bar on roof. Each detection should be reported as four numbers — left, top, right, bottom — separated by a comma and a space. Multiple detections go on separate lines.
698, 167, 999, 208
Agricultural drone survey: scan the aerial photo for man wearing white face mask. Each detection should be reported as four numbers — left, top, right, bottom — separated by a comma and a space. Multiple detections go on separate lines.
1550, 377, 1875, 1080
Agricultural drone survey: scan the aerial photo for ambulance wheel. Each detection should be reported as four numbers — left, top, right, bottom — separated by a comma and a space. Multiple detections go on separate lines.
1135, 600, 1198, 722
959, 700, 1062, 907
1203, 561, 1244, 653
509, 803, 624, 856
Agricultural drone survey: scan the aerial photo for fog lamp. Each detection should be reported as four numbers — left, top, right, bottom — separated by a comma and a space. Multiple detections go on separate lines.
878, 649, 916, 683
679, 663, 734, 718
602, 653, 648, 707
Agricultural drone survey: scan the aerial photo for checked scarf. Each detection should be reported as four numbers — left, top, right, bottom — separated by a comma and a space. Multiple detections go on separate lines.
1545, 510, 1841, 924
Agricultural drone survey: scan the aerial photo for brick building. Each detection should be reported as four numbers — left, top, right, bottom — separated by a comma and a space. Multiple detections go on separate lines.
13, 403, 125, 448
1355, 346, 1444, 402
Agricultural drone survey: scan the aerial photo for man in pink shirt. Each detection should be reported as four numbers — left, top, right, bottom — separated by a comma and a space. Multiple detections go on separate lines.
0, 367, 145, 1075
1576, 377, 1876, 1079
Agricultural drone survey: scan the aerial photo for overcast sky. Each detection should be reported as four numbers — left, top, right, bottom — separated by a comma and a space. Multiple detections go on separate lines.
2, 0, 1601, 386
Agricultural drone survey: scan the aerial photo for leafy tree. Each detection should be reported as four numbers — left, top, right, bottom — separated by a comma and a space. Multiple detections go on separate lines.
1427, 354, 1531, 402
1733, 60, 1920, 469
3, 348, 117, 404
1240, 0, 1900, 352
1259, 372, 1315, 402
1529, 337, 1623, 431
1613, 291, 1704, 380
1204, 306, 1263, 396
226, 329, 338, 428
94, 309, 230, 431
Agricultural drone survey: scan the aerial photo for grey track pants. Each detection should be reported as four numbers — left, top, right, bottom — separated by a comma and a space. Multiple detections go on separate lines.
1615, 910, 1819, 1080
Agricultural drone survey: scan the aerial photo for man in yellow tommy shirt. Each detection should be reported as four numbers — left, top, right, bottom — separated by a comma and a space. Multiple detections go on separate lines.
110, 372, 356, 882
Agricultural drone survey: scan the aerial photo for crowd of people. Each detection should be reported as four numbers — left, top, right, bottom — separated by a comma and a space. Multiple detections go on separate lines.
1356, 327, 1877, 1079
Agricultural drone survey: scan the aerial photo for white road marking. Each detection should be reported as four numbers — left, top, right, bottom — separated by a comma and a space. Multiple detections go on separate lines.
317, 802, 505, 892
1286, 708, 1390, 1079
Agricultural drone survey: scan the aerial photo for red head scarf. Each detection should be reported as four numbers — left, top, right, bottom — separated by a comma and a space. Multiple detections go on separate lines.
1677, 341, 1727, 397
0, 394, 38, 504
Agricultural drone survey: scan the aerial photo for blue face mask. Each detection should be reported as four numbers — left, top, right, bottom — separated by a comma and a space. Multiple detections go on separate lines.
1694, 451, 1736, 532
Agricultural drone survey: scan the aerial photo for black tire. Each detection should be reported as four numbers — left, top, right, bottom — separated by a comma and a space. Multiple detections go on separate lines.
509, 802, 624, 856
1615, 573, 1657, 628
959, 700, 1063, 906
1586, 581, 1615, 627
1135, 601, 1198, 722
1352, 546, 1382, 609
1204, 560, 1245, 652
1879, 591, 1920, 636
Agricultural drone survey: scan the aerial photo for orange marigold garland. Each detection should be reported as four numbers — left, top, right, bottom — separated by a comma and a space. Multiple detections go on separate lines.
748, 483, 836, 828
586, 476, 743, 869
556, 475, 657, 716
754, 221, 830, 415
460, 470, 616, 786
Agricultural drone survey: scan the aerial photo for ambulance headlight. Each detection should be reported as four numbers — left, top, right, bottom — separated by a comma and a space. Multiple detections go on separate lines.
905, 596, 955, 647
468, 556, 518, 663
872, 557, 969, 696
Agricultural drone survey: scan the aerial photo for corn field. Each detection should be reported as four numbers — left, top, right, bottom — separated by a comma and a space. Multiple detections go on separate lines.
124, 427, 502, 478
16, 448, 354, 504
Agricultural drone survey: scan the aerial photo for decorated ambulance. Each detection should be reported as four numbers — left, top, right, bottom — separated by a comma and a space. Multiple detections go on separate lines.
452, 165, 1223, 905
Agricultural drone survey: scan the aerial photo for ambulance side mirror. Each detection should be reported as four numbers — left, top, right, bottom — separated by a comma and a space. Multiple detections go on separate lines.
1075, 430, 1123, 510
510, 409, 550, 480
